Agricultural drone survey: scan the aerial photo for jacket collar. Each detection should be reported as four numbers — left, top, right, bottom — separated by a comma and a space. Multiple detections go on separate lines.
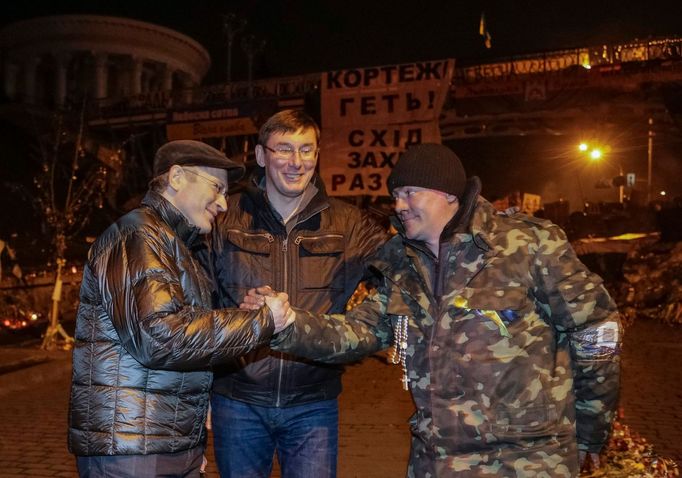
382, 177, 497, 314
465, 196, 503, 252
141, 191, 202, 248
441, 177, 482, 240
244, 170, 330, 226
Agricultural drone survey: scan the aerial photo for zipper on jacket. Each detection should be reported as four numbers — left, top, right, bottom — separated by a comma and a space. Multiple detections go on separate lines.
224, 228, 274, 243
272, 218, 336, 407
275, 233, 290, 407
295, 233, 343, 243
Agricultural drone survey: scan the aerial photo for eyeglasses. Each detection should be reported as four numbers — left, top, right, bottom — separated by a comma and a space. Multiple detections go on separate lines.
182, 168, 227, 198
262, 144, 319, 161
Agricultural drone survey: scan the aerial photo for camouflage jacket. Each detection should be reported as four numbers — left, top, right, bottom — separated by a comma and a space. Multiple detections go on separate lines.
273, 195, 621, 477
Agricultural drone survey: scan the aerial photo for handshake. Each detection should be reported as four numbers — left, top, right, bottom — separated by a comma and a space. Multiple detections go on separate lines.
241, 286, 295, 333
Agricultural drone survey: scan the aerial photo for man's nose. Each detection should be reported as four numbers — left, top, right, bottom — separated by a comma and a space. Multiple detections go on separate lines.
288, 151, 304, 167
394, 197, 407, 212
216, 194, 227, 211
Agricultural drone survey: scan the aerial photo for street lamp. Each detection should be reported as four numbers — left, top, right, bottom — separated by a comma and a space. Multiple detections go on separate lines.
578, 142, 623, 203
589, 148, 602, 160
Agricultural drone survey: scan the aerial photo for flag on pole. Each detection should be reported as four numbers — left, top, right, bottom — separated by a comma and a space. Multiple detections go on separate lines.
479, 12, 492, 49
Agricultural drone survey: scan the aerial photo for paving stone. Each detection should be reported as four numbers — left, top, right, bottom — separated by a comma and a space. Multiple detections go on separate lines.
0, 317, 680, 476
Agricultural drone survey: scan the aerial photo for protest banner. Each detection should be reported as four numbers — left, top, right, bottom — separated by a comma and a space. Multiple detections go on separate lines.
321, 59, 454, 196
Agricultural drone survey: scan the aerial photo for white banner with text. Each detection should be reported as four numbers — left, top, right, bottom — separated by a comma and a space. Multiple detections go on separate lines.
321, 59, 454, 196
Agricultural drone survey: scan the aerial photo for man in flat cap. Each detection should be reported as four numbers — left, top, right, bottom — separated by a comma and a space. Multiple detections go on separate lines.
68, 140, 293, 477
269, 143, 622, 477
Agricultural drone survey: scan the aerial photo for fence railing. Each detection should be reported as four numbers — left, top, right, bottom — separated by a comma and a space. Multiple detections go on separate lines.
83, 37, 682, 119
457, 36, 682, 83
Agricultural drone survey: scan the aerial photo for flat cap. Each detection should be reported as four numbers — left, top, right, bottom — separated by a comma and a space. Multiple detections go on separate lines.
153, 140, 245, 183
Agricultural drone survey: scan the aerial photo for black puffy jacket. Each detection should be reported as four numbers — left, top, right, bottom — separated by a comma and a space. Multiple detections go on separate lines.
68, 191, 275, 456
208, 177, 387, 407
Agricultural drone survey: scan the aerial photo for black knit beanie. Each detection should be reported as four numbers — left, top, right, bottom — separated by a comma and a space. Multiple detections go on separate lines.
387, 143, 466, 198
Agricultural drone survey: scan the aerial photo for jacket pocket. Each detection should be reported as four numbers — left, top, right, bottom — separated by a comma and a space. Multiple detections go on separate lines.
296, 234, 345, 290
219, 230, 274, 304
462, 286, 530, 311
489, 403, 560, 439
225, 230, 273, 255
386, 288, 414, 317
454, 286, 534, 336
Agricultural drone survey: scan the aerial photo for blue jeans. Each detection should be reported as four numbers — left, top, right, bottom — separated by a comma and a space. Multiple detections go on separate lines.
211, 394, 338, 478
76, 446, 204, 477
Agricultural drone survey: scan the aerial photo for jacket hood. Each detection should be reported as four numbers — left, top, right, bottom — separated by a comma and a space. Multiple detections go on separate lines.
440, 176, 482, 240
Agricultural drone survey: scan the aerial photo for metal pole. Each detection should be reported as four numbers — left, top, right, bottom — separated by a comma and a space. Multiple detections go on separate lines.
227, 37, 234, 83
647, 117, 654, 204
223, 14, 247, 83
241, 34, 266, 98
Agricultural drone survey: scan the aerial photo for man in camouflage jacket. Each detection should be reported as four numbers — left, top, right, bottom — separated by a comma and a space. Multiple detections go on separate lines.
270, 144, 622, 477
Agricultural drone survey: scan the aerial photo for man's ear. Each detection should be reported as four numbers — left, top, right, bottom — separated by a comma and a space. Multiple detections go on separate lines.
255, 144, 266, 168
167, 165, 185, 191
446, 193, 459, 205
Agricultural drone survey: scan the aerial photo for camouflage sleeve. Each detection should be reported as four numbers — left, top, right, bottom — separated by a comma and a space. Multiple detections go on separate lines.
271, 286, 393, 363
531, 222, 622, 454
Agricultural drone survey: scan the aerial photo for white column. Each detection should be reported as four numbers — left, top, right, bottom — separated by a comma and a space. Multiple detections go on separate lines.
130, 57, 143, 96
142, 69, 152, 94
93, 53, 109, 99
179, 74, 194, 105
118, 68, 130, 97
162, 65, 174, 91
22, 56, 40, 104
54, 53, 71, 107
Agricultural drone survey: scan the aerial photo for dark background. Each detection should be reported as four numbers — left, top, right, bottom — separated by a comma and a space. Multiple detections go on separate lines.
1, 0, 680, 267
3, 0, 681, 83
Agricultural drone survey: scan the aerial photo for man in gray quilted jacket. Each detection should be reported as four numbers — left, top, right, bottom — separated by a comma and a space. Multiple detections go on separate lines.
68, 140, 292, 478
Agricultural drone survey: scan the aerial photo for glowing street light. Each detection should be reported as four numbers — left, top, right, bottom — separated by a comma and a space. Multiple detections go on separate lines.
577, 142, 622, 203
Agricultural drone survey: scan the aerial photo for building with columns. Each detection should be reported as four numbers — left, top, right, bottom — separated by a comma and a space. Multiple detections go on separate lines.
0, 15, 211, 108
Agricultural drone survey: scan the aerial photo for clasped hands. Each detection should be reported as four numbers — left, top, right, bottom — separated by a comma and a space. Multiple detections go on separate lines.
241, 286, 295, 333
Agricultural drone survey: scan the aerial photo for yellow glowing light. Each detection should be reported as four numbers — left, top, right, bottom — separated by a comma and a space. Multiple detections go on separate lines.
660, 191, 666, 196
578, 143, 589, 152
590, 149, 602, 160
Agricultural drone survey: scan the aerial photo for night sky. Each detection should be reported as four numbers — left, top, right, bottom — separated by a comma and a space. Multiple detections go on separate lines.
3, 0, 681, 83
